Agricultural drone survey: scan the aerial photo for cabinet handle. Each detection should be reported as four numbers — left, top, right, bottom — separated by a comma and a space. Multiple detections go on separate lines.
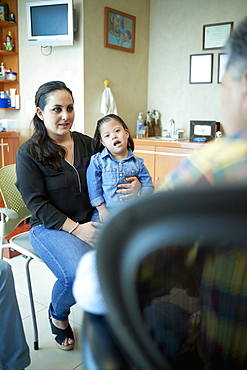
155, 177, 159, 181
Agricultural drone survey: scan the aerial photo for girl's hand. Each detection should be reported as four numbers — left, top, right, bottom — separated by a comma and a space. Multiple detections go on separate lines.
116, 176, 141, 199
73, 222, 101, 247
99, 208, 109, 223
97, 203, 109, 223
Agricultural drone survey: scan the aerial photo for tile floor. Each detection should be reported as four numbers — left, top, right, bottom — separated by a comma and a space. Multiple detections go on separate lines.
5, 254, 85, 370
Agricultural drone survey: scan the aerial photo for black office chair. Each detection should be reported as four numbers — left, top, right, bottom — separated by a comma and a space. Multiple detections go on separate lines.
82, 186, 247, 370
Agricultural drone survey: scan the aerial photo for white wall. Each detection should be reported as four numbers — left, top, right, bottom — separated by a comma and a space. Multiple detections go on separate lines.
148, 0, 247, 137
1, 0, 84, 144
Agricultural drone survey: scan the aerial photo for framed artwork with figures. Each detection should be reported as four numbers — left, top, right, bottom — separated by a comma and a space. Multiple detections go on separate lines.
104, 7, 136, 53
0, 3, 9, 21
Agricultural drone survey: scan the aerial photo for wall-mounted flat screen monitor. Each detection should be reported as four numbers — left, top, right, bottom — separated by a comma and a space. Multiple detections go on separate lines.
26, 0, 75, 46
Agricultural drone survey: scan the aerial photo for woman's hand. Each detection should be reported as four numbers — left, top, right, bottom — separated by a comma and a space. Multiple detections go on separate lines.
73, 222, 101, 247
116, 176, 141, 199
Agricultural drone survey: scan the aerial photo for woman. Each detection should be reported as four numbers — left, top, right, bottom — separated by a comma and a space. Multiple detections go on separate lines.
16, 81, 140, 351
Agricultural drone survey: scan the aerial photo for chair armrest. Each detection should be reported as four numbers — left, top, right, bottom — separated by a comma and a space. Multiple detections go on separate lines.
0, 207, 19, 220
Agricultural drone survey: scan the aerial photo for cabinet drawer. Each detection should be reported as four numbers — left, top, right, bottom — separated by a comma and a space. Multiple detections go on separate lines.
154, 147, 192, 187
134, 145, 155, 180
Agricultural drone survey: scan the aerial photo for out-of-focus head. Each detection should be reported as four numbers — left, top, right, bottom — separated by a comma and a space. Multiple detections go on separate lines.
221, 17, 247, 135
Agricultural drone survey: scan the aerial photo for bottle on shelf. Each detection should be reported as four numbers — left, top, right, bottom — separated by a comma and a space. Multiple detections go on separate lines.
153, 109, 161, 136
136, 112, 144, 139
147, 111, 155, 137
143, 118, 149, 137
10, 88, 16, 108
145, 111, 151, 137
0, 62, 6, 80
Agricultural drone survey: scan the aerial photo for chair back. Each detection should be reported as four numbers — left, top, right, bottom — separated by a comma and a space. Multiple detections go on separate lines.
96, 186, 247, 370
0, 164, 31, 236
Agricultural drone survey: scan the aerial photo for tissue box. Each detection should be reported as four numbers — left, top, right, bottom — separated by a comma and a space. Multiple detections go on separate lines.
0, 119, 17, 131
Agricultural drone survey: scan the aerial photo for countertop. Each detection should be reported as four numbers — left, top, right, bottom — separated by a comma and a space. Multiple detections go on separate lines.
133, 137, 208, 149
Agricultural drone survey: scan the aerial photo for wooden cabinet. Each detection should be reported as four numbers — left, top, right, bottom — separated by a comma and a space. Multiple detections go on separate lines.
0, 131, 19, 167
0, 131, 21, 258
0, 0, 19, 110
133, 143, 156, 179
0, 131, 19, 203
134, 139, 206, 188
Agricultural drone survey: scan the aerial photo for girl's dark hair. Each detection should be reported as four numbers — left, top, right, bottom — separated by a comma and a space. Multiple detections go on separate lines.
93, 114, 134, 152
29, 81, 74, 171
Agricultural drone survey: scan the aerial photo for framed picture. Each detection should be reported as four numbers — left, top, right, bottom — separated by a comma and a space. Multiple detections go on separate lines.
104, 7, 136, 53
0, 3, 9, 21
218, 53, 228, 83
203, 22, 233, 50
189, 54, 213, 84
190, 120, 216, 141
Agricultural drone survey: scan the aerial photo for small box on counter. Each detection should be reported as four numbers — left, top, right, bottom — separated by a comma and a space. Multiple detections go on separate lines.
0, 119, 18, 131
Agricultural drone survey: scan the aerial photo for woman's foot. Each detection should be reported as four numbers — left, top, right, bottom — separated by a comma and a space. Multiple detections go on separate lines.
48, 312, 75, 350
52, 318, 75, 348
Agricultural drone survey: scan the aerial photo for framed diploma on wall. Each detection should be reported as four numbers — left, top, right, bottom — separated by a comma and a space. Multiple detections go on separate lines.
189, 54, 213, 84
218, 53, 228, 83
203, 22, 233, 50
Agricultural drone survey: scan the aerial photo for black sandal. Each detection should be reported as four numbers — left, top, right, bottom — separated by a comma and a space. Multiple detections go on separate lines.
48, 311, 75, 351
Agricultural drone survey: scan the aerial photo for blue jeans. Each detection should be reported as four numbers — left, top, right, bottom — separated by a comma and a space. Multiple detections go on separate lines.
30, 224, 91, 321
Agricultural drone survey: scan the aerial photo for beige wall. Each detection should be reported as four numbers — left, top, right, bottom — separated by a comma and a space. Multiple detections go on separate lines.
2, 0, 247, 143
83, 0, 150, 137
148, 0, 247, 137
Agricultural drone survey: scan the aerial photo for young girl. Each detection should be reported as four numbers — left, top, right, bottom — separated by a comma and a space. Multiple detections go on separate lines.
86, 114, 154, 222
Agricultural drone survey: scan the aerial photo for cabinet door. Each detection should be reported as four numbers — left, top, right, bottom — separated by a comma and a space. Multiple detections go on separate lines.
0, 134, 19, 167
134, 145, 155, 181
154, 147, 192, 188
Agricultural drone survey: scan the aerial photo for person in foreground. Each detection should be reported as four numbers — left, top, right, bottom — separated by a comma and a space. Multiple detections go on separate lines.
87, 114, 154, 222
15, 81, 140, 351
0, 259, 30, 369
73, 14, 247, 362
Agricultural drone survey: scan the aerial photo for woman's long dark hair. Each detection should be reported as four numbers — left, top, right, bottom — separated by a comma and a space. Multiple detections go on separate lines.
93, 114, 134, 152
29, 81, 74, 171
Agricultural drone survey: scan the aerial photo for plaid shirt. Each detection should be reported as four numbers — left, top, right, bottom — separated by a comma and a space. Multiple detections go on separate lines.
158, 127, 247, 367
158, 127, 247, 191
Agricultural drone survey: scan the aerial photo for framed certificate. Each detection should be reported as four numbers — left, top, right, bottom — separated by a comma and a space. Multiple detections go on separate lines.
218, 53, 228, 83
189, 54, 213, 84
203, 22, 233, 50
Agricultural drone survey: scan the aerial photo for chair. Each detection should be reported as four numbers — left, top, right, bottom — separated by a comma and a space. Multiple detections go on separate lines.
0, 163, 43, 350
82, 185, 247, 370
